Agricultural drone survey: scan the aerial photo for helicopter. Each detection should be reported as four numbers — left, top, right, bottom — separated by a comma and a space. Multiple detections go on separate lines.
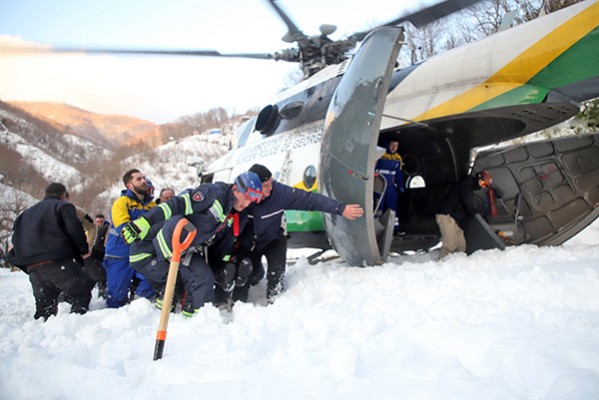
193, 0, 599, 266
6, 0, 599, 266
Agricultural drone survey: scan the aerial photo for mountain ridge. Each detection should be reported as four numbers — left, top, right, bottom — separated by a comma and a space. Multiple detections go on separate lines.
8, 101, 163, 148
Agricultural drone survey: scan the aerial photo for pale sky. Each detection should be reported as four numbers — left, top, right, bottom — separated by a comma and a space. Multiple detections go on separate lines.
0, 0, 430, 124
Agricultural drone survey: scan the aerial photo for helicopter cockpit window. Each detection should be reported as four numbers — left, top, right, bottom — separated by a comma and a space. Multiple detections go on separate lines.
303, 165, 317, 190
235, 117, 256, 148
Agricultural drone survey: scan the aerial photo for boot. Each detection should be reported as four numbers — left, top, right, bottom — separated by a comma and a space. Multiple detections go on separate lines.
215, 262, 236, 293
154, 295, 176, 313
235, 258, 253, 287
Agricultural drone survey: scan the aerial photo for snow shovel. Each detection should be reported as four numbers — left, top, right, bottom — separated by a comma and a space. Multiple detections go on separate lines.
153, 218, 196, 361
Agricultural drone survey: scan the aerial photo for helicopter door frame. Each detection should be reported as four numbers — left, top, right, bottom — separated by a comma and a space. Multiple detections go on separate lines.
319, 26, 405, 266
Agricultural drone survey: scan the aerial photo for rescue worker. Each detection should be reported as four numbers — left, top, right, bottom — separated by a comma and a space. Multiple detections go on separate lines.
125, 172, 263, 317
233, 164, 364, 304
104, 169, 156, 308
435, 171, 492, 259
374, 139, 405, 234
7, 182, 95, 320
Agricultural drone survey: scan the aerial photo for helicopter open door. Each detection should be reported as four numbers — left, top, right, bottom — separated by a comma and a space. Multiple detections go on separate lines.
319, 27, 405, 266
472, 133, 599, 247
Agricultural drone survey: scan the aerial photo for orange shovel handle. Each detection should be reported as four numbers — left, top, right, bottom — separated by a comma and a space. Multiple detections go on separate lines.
171, 218, 197, 263
153, 217, 197, 361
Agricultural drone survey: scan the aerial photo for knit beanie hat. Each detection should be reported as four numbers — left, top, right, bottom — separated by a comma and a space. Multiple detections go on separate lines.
249, 164, 272, 183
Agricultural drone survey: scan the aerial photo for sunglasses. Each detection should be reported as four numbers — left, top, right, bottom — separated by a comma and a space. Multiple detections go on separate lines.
244, 187, 264, 202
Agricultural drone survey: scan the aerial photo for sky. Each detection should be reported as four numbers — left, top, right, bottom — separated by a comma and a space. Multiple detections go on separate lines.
1, 219, 598, 400
0, 0, 431, 124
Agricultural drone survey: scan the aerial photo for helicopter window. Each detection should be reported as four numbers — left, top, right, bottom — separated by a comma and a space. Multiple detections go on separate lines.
279, 101, 304, 120
402, 154, 421, 176
200, 173, 214, 184
407, 175, 425, 189
303, 165, 317, 190
235, 117, 256, 148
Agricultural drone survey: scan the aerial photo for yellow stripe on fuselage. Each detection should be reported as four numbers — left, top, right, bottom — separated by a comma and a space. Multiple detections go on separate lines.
415, 0, 599, 121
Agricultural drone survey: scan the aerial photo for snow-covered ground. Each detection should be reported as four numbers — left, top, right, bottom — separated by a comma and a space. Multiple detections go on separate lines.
1, 219, 598, 400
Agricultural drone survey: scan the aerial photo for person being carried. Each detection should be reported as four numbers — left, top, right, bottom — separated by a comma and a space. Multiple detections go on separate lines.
435, 171, 492, 259
233, 164, 364, 304
7, 182, 95, 320
104, 169, 156, 308
374, 139, 405, 235
125, 171, 264, 317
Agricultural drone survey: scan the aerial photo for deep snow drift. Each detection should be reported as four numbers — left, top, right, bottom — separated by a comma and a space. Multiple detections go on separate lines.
1, 221, 598, 400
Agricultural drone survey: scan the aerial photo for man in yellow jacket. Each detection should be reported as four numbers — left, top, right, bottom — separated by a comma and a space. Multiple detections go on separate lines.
104, 169, 156, 308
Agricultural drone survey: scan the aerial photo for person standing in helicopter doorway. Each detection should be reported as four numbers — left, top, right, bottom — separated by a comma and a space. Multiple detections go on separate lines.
374, 139, 405, 235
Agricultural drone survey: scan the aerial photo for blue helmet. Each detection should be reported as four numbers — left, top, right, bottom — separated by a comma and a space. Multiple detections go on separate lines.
234, 171, 264, 202
144, 177, 155, 195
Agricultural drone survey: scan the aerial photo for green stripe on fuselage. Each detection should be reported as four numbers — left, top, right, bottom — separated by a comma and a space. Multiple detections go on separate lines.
471, 27, 599, 111
285, 210, 325, 232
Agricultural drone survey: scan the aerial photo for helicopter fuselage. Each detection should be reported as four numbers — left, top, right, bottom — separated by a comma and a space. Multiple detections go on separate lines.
204, 0, 599, 265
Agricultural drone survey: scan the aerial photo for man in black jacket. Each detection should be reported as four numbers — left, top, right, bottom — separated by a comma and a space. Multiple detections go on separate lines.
435, 171, 491, 259
233, 164, 364, 303
7, 182, 95, 320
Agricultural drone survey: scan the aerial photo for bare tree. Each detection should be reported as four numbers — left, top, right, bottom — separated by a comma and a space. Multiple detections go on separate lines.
403, 0, 583, 64
0, 184, 34, 250
540, 0, 581, 14
403, 21, 445, 65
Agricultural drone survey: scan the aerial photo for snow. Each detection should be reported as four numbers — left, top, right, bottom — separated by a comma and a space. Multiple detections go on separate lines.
1, 220, 599, 400
0, 129, 81, 184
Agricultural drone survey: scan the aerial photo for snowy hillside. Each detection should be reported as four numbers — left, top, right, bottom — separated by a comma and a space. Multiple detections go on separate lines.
0, 106, 111, 172
1, 129, 82, 184
92, 132, 232, 214
0, 183, 37, 243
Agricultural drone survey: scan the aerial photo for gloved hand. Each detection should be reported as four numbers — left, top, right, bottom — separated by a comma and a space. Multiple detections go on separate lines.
122, 216, 151, 244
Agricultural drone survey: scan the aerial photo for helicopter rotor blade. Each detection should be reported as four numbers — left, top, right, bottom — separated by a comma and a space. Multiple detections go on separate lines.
1, 0, 485, 78
0, 45, 281, 61
266, 0, 307, 43
351, 0, 483, 41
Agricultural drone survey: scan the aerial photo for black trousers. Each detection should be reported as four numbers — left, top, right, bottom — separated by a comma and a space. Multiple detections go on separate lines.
233, 236, 287, 302
28, 259, 95, 320
83, 256, 106, 284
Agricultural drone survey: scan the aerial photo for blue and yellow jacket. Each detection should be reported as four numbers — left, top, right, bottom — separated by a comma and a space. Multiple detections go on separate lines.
375, 151, 404, 193
105, 189, 156, 259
